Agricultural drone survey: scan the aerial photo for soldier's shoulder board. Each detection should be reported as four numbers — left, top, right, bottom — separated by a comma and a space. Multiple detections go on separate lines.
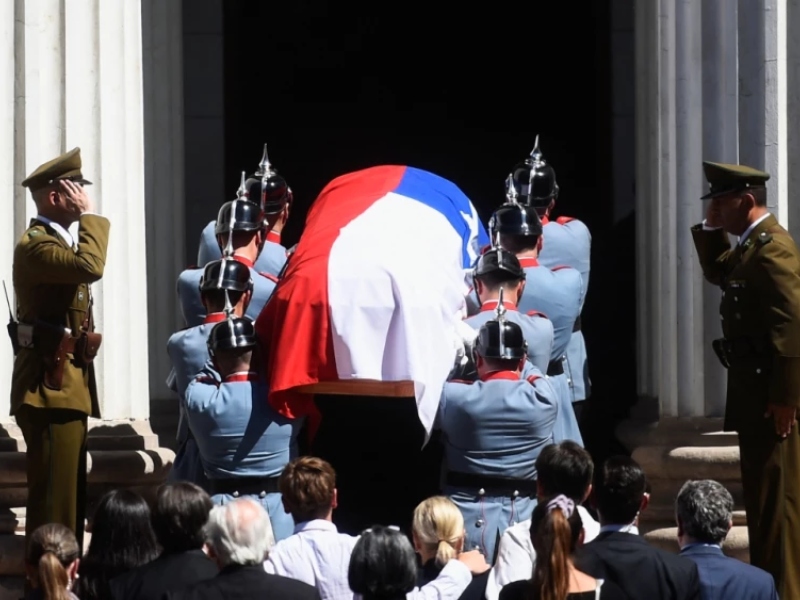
757, 231, 773, 246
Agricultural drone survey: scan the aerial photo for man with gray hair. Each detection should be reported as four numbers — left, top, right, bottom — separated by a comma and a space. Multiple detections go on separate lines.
676, 480, 777, 600
164, 498, 320, 600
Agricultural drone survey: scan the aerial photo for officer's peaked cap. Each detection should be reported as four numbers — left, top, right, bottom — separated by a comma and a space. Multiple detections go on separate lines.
22, 147, 93, 191
701, 161, 770, 200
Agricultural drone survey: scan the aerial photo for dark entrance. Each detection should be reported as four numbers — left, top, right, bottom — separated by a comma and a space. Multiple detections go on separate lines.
220, 0, 632, 531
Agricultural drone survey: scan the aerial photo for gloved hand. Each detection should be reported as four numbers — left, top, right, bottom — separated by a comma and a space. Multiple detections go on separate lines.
449, 320, 479, 381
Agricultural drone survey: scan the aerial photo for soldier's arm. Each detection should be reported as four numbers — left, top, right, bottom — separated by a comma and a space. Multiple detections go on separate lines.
690, 224, 732, 286
755, 241, 800, 407
23, 215, 110, 284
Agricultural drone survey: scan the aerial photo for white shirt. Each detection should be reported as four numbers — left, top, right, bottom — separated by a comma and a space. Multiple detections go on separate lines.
265, 519, 472, 600
35, 215, 74, 248
701, 212, 771, 246
485, 505, 599, 600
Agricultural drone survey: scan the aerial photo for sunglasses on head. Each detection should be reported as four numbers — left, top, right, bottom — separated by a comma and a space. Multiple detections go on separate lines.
360, 525, 401, 535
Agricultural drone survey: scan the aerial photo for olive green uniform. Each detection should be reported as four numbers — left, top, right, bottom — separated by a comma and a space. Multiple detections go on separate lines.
692, 162, 800, 598
10, 148, 108, 549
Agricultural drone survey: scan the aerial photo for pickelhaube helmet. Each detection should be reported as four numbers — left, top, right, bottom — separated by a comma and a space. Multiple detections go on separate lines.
473, 247, 525, 280
199, 258, 254, 294
474, 289, 527, 360
206, 316, 258, 357
246, 143, 293, 215
510, 135, 559, 213
216, 173, 265, 236
488, 175, 544, 239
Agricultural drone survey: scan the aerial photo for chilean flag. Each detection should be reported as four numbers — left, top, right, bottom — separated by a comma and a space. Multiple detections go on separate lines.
255, 165, 488, 436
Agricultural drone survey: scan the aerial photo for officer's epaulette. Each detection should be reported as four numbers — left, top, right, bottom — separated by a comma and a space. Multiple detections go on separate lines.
756, 231, 773, 246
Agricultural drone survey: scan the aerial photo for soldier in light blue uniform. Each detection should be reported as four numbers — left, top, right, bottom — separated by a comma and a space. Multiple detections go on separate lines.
511, 135, 592, 412
185, 316, 304, 542
437, 313, 559, 562
197, 144, 292, 276
490, 179, 583, 445
178, 174, 277, 327
167, 259, 254, 486
466, 248, 554, 374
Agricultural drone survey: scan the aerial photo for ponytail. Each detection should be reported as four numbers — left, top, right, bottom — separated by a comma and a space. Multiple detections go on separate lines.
38, 551, 71, 600
529, 495, 583, 600
434, 539, 458, 567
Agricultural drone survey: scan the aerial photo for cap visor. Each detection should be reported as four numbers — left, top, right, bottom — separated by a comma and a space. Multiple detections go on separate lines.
700, 188, 735, 200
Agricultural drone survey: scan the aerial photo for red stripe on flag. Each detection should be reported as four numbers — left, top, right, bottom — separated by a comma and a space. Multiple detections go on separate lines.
255, 166, 407, 420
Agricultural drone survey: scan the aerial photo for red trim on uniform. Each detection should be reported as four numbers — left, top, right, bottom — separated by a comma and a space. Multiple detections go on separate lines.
480, 244, 491, 255
224, 371, 260, 383
187, 264, 197, 269
266, 230, 281, 244
556, 216, 575, 225
480, 371, 521, 382
526, 310, 549, 319
449, 379, 475, 385
233, 254, 255, 268
203, 312, 227, 325
518, 257, 540, 268
526, 375, 541, 385
480, 300, 518, 313
551, 265, 571, 271
540, 216, 550, 225
260, 272, 279, 284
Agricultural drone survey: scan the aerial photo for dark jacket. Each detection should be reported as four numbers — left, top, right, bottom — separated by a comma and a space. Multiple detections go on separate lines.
110, 549, 219, 600
164, 564, 322, 600
680, 544, 777, 600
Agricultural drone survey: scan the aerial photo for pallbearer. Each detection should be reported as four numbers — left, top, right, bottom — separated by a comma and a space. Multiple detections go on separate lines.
197, 144, 292, 276
511, 136, 592, 413
178, 173, 277, 326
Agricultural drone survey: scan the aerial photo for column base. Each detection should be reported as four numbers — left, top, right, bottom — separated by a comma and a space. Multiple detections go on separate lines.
0, 418, 175, 595
616, 416, 748, 562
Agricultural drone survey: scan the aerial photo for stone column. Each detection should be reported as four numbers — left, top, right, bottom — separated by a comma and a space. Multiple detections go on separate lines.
0, 1, 174, 595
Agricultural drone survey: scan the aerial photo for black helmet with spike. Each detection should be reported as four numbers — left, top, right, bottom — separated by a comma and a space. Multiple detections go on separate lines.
488, 174, 543, 239
473, 247, 524, 280
510, 135, 559, 214
207, 316, 258, 357
246, 143, 293, 215
474, 288, 527, 360
199, 258, 253, 294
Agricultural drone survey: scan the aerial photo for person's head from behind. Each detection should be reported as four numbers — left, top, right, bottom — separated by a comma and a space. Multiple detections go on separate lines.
474, 319, 528, 378
349, 525, 417, 600
26, 523, 80, 600
84, 488, 159, 569
412, 496, 465, 568
529, 495, 584, 600
152, 482, 213, 554
594, 456, 649, 526
535, 441, 594, 504
472, 249, 526, 306
204, 498, 274, 568
675, 479, 733, 547
279, 456, 337, 523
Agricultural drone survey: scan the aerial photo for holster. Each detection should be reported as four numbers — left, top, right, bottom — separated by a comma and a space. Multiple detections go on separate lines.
41, 329, 73, 391
6, 321, 19, 356
712, 338, 730, 369
73, 331, 102, 367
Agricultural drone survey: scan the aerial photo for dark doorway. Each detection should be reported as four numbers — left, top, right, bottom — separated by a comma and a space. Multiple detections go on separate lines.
220, 0, 629, 528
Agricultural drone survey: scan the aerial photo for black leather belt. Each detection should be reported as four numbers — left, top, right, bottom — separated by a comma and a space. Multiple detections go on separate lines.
573, 316, 582, 332
446, 471, 537, 496
208, 476, 280, 497
547, 358, 564, 376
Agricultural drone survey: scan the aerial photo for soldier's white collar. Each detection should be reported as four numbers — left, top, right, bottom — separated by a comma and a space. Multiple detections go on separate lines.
35, 215, 74, 248
738, 213, 771, 247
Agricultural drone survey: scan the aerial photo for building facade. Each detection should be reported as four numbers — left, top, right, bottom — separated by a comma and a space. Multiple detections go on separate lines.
0, 0, 798, 593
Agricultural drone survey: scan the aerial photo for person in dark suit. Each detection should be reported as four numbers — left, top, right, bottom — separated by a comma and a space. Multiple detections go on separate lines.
164, 497, 320, 600
574, 456, 701, 600
110, 483, 219, 600
676, 479, 777, 600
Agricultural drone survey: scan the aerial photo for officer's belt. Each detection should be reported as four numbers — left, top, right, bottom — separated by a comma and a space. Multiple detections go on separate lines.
546, 358, 564, 377
572, 316, 582, 333
17, 322, 77, 353
207, 475, 280, 497
446, 471, 537, 496
711, 336, 768, 369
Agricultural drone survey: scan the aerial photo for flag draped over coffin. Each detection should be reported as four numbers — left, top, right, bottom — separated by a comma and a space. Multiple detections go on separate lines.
255, 165, 489, 435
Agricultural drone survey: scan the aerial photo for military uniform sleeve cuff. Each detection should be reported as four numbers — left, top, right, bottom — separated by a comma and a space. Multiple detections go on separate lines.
770, 356, 800, 408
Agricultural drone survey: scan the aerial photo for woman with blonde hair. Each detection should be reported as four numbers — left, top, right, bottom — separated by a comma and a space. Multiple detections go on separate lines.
412, 496, 489, 600
25, 523, 81, 600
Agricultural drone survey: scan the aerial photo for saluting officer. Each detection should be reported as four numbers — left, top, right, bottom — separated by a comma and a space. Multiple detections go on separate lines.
691, 161, 800, 599
178, 174, 276, 327
11, 148, 109, 549
466, 248, 554, 374
167, 258, 254, 485
437, 309, 558, 562
490, 178, 583, 444
185, 315, 304, 542
511, 136, 592, 411
197, 144, 292, 276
